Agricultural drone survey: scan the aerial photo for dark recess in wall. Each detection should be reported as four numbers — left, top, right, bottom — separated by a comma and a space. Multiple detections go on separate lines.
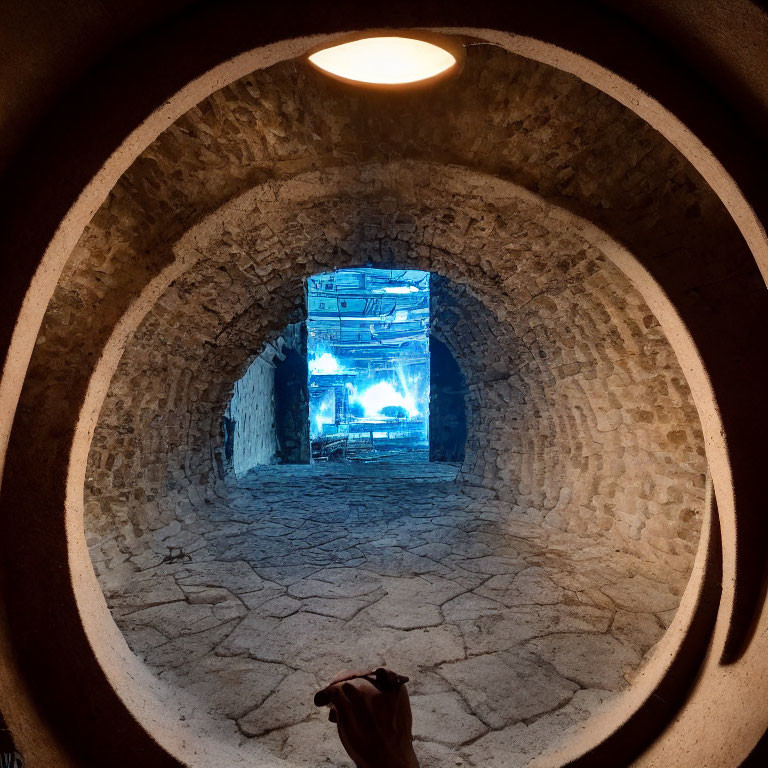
275, 328, 310, 464
429, 335, 467, 462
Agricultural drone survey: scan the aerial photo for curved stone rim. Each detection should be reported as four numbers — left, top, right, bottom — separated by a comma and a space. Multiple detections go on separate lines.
0, 20, 764, 768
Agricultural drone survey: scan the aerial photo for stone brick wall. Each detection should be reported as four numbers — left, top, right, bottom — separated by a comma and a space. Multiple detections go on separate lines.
225, 354, 277, 476
430, 271, 705, 571
223, 321, 308, 475
77, 163, 706, 575
20, 43, 736, 582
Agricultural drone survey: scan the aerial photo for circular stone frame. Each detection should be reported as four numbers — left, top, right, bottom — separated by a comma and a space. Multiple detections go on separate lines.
0, 10, 766, 768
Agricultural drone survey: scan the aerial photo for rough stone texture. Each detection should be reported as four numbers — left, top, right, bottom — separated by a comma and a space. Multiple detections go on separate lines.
80, 171, 706, 575
460, 689, 614, 768
225, 354, 277, 476
430, 273, 706, 568
89, 458, 681, 766
224, 321, 307, 475
18, 44, 708, 574
78, 177, 705, 765
15, 42, 728, 766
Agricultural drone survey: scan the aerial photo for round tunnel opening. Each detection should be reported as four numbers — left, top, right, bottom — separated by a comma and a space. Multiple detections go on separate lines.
1, 9, 763, 766
83, 231, 707, 766
48, 39, 717, 768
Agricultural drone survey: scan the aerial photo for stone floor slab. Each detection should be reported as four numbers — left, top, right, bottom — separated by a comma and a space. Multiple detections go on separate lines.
438, 650, 580, 728
92, 460, 691, 767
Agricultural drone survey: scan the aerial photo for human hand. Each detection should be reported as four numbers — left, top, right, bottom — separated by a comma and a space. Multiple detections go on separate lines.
314, 667, 419, 768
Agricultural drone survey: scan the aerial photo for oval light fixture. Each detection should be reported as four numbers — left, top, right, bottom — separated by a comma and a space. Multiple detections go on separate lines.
307, 33, 462, 87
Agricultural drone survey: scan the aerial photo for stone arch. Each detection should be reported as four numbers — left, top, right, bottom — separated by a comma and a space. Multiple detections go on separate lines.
82, 163, 705, 580
0, 21, 765, 768
69, 157, 712, 766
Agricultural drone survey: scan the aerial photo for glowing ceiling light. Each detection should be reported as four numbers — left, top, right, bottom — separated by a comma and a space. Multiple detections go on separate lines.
308, 35, 459, 86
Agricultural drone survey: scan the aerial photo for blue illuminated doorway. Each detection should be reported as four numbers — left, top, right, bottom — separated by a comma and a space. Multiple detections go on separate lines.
307, 268, 430, 461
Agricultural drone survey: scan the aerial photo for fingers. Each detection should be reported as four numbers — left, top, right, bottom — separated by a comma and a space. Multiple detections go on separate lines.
373, 667, 409, 691
315, 670, 416, 768
374, 667, 390, 688
315, 668, 375, 706
314, 676, 373, 707
327, 668, 377, 686
314, 667, 410, 709
322, 680, 373, 733
316, 677, 370, 713
314, 680, 349, 709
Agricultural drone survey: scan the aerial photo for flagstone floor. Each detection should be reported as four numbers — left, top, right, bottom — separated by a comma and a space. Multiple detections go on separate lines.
90, 457, 689, 767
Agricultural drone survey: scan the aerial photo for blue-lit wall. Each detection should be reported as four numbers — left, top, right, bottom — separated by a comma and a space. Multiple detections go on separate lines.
224, 354, 276, 476
307, 268, 430, 452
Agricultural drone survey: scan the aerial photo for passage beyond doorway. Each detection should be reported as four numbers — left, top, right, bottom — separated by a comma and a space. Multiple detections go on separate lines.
308, 268, 430, 461
224, 268, 467, 474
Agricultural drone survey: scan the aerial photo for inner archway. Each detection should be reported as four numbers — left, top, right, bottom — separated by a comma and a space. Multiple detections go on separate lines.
81, 158, 708, 765
224, 266, 468, 472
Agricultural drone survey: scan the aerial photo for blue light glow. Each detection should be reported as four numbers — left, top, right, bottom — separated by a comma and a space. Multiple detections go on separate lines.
307, 267, 430, 453
352, 380, 419, 419
308, 352, 343, 375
